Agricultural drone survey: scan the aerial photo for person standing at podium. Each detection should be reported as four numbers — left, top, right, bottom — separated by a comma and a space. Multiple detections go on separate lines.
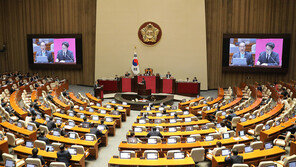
166, 72, 172, 79
141, 78, 146, 86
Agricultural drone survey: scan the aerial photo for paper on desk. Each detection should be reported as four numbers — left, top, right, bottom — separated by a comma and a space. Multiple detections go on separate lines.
241, 136, 249, 140
233, 137, 240, 141
63, 125, 73, 129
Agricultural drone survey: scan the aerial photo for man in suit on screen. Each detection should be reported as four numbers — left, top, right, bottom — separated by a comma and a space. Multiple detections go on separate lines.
35, 41, 54, 63
56, 42, 74, 63
256, 42, 280, 66
231, 41, 254, 66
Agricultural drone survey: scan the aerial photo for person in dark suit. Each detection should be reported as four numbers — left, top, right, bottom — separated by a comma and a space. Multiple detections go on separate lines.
256, 42, 279, 66
57, 144, 72, 166
47, 116, 56, 131
166, 72, 172, 79
225, 149, 243, 165
56, 42, 74, 63
53, 124, 67, 136
35, 42, 53, 63
81, 117, 90, 128
231, 42, 254, 66
125, 72, 130, 77
31, 116, 41, 128
147, 127, 163, 138
37, 131, 50, 144
89, 123, 103, 138
226, 110, 237, 122
29, 103, 37, 116
28, 148, 45, 165
141, 78, 146, 86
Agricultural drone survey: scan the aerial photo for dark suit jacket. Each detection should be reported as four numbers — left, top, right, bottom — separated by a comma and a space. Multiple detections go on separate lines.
147, 131, 163, 138
166, 74, 171, 78
226, 113, 237, 122
56, 50, 74, 62
90, 128, 103, 138
47, 121, 56, 131
57, 150, 72, 166
257, 51, 279, 66
37, 136, 50, 145
35, 50, 53, 63
28, 155, 45, 165
225, 155, 244, 165
232, 52, 254, 66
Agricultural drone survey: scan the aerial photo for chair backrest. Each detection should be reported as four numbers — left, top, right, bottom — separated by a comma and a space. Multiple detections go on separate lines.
283, 154, 296, 166
254, 124, 264, 136
144, 150, 158, 158
150, 136, 162, 143
2, 153, 15, 162
39, 125, 49, 134
52, 142, 62, 151
170, 136, 181, 142
34, 140, 46, 150
233, 143, 246, 153
209, 133, 221, 139
232, 164, 248, 167
71, 145, 84, 154
27, 122, 37, 131
26, 158, 42, 167
190, 148, 205, 163
250, 141, 263, 150
167, 150, 181, 159
231, 117, 241, 127
6, 132, 16, 146
49, 162, 67, 167
190, 134, 201, 141
120, 150, 136, 158
285, 131, 292, 142
258, 161, 277, 167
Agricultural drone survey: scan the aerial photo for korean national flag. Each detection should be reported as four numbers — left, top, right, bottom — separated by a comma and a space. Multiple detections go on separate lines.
131, 52, 140, 75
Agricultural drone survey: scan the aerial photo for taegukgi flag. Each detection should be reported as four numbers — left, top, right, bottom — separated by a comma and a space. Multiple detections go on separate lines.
131, 51, 140, 75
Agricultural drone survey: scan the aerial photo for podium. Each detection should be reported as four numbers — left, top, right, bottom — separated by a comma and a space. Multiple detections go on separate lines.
94, 86, 104, 99
137, 83, 151, 96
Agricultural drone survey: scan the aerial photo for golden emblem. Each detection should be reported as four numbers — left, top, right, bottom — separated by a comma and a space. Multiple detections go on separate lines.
140, 23, 160, 43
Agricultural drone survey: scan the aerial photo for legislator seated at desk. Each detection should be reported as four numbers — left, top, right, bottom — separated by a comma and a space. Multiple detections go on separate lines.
13, 145, 85, 167
212, 144, 285, 167
46, 133, 100, 159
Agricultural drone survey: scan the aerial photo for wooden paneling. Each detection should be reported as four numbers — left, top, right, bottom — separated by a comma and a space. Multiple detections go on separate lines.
0, 0, 96, 85
205, 0, 296, 89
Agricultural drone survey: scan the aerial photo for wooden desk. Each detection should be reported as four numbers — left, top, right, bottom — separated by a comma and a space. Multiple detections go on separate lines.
74, 109, 122, 127
140, 109, 181, 114
178, 96, 204, 110
212, 146, 285, 167
202, 109, 217, 119
217, 98, 262, 123
0, 140, 9, 154
86, 93, 102, 105
63, 125, 109, 146
136, 114, 196, 121
13, 145, 85, 167
106, 102, 131, 116
236, 103, 284, 134
132, 120, 210, 128
130, 128, 217, 138
46, 134, 99, 159
220, 97, 242, 110
108, 157, 195, 167
0, 122, 37, 140
51, 96, 70, 110
91, 106, 127, 121
9, 90, 28, 120
69, 92, 87, 107
189, 104, 207, 115
207, 88, 224, 106
260, 117, 296, 142
118, 136, 253, 152
52, 113, 116, 136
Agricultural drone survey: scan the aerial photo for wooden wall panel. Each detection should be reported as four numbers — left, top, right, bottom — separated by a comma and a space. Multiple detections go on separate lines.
0, 0, 96, 85
205, 0, 296, 89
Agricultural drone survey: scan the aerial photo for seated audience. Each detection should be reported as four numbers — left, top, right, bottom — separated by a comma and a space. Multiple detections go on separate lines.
28, 148, 45, 165
57, 144, 72, 166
